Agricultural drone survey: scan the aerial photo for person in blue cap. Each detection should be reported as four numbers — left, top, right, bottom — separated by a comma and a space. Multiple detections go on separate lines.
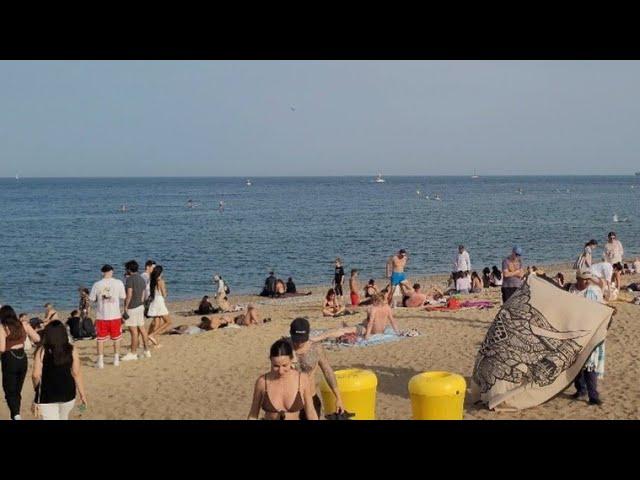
501, 245, 525, 303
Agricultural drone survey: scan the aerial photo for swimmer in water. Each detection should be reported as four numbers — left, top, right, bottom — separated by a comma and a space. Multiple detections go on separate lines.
187, 199, 194, 208
121, 204, 127, 213
218, 200, 224, 212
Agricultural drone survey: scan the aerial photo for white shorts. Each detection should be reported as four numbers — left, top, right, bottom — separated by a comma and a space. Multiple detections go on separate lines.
125, 305, 146, 328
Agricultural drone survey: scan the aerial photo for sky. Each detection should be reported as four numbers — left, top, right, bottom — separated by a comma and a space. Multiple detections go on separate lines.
1, 60, 639, 177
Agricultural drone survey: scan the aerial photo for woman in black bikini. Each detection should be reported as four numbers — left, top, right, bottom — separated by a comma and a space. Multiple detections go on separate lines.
248, 339, 318, 420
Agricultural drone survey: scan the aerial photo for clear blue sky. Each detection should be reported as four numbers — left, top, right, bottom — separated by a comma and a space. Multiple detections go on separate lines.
1, 61, 639, 177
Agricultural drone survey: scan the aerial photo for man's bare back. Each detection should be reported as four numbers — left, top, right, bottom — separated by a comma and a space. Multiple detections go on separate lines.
366, 303, 398, 336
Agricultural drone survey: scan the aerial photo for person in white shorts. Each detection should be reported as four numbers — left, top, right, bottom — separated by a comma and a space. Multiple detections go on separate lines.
122, 260, 151, 361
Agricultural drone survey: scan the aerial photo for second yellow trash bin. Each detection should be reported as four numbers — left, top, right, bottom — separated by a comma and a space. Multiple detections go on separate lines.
408, 371, 466, 420
320, 368, 377, 420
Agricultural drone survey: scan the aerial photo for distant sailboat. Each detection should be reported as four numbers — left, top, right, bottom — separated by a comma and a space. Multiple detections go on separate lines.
613, 213, 619, 223
416, 189, 421, 196
15, 174, 19, 181
374, 173, 385, 183
471, 169, 479, 179
246, 179, 252, 186
434, 193, 442, 201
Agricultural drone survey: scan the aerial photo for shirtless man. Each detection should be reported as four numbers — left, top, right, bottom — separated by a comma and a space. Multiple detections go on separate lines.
315, 293, 400, 341
386, 249, 411, 306
285, 318, 344, 418
401, 283, 428, 308
349, 269, 361, 307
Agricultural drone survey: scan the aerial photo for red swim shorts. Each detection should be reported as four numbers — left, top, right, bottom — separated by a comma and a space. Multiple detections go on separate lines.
96, 319, 122, 342
350, 292, 360, 307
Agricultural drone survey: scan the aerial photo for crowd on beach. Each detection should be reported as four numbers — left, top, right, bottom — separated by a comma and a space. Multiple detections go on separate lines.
1, 229, 638, 420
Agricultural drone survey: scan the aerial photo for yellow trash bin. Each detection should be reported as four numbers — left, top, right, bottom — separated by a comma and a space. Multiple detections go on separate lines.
320, 369, 377, 420
408, 371, 466, 420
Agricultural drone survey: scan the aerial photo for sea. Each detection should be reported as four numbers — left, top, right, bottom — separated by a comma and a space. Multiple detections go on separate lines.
1, 176, 638, 312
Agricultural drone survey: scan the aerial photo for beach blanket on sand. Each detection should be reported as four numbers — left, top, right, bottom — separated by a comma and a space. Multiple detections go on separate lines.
312, 328, 420, 349
472, 275, 613, 411
424, 298, 495, 311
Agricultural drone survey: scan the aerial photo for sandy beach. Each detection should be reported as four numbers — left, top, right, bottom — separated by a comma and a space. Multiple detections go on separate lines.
2, 263, 638, 420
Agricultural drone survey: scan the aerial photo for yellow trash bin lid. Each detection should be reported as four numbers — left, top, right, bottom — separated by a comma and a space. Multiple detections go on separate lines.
408, 371, 466, 397
320, 368, 378, 392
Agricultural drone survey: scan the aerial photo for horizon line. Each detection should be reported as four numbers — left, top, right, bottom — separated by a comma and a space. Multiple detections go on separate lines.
4, 174, 640, 179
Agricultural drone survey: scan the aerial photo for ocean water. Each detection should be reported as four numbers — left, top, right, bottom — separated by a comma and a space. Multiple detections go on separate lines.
1, 176, 638, 312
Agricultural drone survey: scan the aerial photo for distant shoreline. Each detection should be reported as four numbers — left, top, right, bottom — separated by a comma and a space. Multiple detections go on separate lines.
3, 174, 640, 179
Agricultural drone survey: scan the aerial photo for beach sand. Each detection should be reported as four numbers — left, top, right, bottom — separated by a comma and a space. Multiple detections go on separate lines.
3, 265, 639, 420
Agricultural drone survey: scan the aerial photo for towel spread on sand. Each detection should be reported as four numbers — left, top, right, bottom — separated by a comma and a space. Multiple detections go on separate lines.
472, 274, 614, 411
312, 327, 420, 348
424, 298, 495, 311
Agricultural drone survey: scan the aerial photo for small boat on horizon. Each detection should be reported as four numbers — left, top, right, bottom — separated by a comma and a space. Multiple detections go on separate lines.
246, 179, 252, 186
15, 174, 19, 181
374, 173, 385, 183
471, 169, 479, 179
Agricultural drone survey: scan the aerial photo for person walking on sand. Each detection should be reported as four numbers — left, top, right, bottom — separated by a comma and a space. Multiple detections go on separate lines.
141, 260, 156, 301
121, 260, 151, 361
569, 269, 606, 406
332, 258, 345, 302
32, 320, 88, 420
89, 265, 126, 369
349, 269, 361, 307
453, 245, 471, 274
501, 246, 525, 303
248, 339, 318, 420
285, 318, 344, 418
603, 232, 624, 265
146, 266, 173, 347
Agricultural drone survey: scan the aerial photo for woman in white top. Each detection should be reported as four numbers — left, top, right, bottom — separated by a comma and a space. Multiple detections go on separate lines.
147, 266, 173, 347
603, 232, 623, 265
455, 271, 471, 294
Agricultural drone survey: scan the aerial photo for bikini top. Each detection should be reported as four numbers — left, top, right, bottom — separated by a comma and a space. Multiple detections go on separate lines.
261, 372, 304, 417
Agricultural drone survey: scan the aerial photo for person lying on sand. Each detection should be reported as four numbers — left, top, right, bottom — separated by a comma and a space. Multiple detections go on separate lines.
314, 293, 399, 341
400, 283, 428, 307
232, 304, 271, 326
169, 316, 229, 334
248, 339, 318, 420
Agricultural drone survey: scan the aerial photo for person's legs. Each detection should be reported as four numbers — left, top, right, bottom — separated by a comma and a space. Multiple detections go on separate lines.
573, 369, 587, 397
129, 326, 139, 353
38, 403, 61, 420
501, 287, 517, 303
154, 315, 173, 336
1, 351, 27, 419
584, 370, 600, 403
58, 399, 76, 420
138, 325, 150, 352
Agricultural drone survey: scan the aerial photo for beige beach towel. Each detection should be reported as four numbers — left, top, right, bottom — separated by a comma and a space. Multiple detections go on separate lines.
472, 275, 613, 410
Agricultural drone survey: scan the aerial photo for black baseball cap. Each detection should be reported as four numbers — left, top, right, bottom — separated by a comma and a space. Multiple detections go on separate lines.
290, 318, 310, 343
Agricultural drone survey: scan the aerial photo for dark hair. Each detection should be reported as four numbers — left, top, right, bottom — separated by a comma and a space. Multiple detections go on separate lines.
491, 266, 502, 280
149, 265, 164, 301
399, 249, 406, 254
0, 305, 23, 339
351, 269, 358, 275
326, 288, 336, 300
269, 271, 274, 276
368, 279, 375, 285
124, 260, 139, 273
608, 232, 616, 238
145, 260, 155, 268
18, 313, 27, 320
269, 339, 294, 358
413, 283, 420, 290
471, 271, 480, 280
199, 317, 213, 331
70, 309, 79, 317
613, 262, 623, 271
482, 267, 491, 275
79, 287, 89, 295
556, 272, 565, 282
39, 320, 73, 367
586, 239, 598, 247
101, 264, 114, 273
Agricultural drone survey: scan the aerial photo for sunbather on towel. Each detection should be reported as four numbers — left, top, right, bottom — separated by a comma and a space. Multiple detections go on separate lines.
314, 293, 399, 341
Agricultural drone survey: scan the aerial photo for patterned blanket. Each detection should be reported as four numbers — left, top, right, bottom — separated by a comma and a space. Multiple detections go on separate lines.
472, 274, 614, 410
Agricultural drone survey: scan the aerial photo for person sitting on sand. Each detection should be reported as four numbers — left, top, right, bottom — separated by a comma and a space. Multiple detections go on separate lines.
470, 271, 483, 293
634, 258, 640, 275
456, 271, 471, 294
286, 277, 297, 294
260, 272, 277, 297
322, 289, 346, 317
275, 279, 287, 296
315, 293, 400, 341
284, 318, 344, 418
482, 267, 491, 288
66, 310, 96, 341
490, 266, 503, 287
248, 339, 318, 420
195, 295, 218, 315
402, 283, 428, 308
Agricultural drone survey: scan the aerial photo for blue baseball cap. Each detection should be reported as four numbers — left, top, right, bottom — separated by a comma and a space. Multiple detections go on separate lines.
512, 246, 523, 256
